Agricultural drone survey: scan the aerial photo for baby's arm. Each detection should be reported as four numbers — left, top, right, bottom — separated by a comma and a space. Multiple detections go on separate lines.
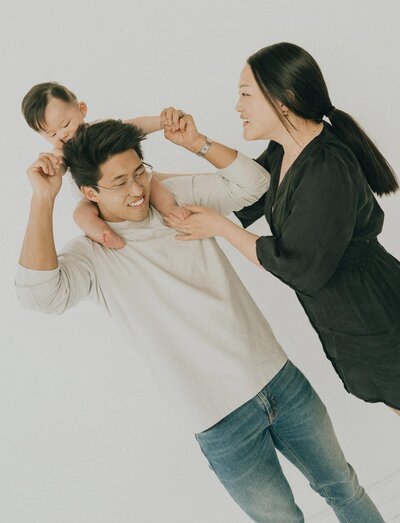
52, 147, 124, 249
127, 113, 190, 219
150, 176, 190, 220
124, 116, 162, 135
73, 198, 125, 249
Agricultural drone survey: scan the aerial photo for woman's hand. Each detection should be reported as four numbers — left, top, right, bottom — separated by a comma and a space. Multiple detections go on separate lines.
163, 205, 192, 221
166, 202, 262, 266
160, 107, 204, 153
164, 204, 229, 240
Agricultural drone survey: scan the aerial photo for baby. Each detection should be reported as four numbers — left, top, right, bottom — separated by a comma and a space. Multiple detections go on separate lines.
21, 82, 188, 248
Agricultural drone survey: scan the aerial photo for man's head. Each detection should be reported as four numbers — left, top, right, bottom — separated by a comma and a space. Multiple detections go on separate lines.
63, 119, 150, 223
21, 82, 87, 149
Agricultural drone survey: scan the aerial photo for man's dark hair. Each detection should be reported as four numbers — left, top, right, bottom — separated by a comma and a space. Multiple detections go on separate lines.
63, 119, 146, 190
21, 82, 78, 132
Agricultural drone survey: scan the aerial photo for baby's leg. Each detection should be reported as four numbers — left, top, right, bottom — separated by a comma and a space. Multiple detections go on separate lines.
73, 199, 125, 249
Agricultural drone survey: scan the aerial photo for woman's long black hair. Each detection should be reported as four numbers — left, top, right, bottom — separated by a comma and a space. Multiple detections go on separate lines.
248, 42, 398, 196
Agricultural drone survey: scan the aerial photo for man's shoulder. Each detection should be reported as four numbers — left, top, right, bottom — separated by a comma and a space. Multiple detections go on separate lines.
161, 176, 194, 206
60, 234, 97, 258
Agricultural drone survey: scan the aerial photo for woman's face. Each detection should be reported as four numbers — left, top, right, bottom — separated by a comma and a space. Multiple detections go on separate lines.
236, 64, 283, 141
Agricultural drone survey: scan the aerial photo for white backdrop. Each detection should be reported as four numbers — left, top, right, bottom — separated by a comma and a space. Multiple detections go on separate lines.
1, 1, 399, 522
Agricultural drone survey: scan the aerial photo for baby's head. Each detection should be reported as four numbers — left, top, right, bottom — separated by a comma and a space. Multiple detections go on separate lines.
22, 82, 87, 149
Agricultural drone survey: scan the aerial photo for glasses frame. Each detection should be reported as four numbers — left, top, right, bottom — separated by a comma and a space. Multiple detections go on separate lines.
92, 161, 153, 193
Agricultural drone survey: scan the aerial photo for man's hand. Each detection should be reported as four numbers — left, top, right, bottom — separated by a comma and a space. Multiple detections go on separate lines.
160, 107, 204, 153
19, 152, 62, 270
27, 152, 63, 200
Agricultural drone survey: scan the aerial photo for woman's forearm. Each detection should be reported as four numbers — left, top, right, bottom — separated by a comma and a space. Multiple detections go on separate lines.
220, 219, 261, 266
188, 137, 238, 170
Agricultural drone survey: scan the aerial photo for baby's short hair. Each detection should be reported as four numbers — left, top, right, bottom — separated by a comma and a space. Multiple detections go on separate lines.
22, 82, 77, 132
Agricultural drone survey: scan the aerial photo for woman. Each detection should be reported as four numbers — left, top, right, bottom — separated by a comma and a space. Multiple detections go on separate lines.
166, 42, 400, 415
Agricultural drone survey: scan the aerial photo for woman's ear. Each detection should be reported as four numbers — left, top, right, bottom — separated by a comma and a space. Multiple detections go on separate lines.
281, 89, 296, 116
280, 103, 290, 117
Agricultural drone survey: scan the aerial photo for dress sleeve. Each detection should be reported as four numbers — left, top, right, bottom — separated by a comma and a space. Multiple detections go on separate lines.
233, 193, 267, 228
256, 148, 359, 296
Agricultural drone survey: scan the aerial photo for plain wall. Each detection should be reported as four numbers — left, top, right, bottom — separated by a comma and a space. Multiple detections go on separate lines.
1, 1, 399, 521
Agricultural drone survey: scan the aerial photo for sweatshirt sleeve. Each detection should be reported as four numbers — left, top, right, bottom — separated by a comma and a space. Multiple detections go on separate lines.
233, 193, 267, 228
256, 148, 359, 296
163, 152, 270, 215
15, 238, 100, 314
233, 142, 277, 227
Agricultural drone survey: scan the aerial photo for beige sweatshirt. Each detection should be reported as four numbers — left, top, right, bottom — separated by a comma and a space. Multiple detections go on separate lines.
16, 153, 287, 433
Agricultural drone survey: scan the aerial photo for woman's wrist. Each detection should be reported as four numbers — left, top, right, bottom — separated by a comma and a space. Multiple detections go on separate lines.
217, 215, 236, 238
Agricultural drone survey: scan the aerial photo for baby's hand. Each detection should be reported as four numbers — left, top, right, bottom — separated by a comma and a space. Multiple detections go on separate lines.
163, 205, 192, 222
52, 147, 67, 175
52, 147, 64, 159
160, 107, 185, 133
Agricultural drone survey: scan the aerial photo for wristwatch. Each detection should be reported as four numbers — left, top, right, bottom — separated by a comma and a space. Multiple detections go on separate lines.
196, 136, 213, 157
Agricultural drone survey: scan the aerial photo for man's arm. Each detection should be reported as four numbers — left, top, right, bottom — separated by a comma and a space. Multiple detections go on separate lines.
162, 153, 269, 217
17, 153, 97, 314
161, 112, 270, 215
163, 111, 238, 169
19, 153, 62, 270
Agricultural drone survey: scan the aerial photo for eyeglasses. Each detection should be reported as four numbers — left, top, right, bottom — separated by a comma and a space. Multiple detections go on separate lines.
93, 162, 153, 195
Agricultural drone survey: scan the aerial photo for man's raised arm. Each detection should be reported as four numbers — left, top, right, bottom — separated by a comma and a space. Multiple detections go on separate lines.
160, 111, 270, 215
17, 152, 96, 315
19, 153, 62, 270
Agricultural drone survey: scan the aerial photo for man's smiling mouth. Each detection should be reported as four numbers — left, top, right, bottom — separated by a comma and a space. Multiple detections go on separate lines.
128, 197, 145, 208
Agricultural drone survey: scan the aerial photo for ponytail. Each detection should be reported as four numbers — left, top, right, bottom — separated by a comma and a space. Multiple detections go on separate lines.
248, 42, 398, 196
328, 108, 398, 196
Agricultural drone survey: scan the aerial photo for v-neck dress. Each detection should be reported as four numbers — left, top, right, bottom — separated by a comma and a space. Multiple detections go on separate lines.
235, 122, 400, 409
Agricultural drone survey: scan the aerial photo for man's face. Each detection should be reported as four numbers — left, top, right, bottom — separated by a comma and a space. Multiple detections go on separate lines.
40, 97, 87, 149
83, 149, 152, 223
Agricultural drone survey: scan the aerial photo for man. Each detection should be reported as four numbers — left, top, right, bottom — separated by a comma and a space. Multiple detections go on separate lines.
16, 115, 383, 522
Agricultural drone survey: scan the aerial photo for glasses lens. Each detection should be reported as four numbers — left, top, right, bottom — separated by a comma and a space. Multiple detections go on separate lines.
114, 163, 152, 195
143, 163, 153, 176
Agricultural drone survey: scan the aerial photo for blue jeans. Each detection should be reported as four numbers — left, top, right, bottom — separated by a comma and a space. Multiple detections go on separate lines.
195, 360, 384, 523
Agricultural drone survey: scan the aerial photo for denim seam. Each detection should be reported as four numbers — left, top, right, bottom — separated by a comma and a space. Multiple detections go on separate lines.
271, 431, 351, 523
256, 391, 276, 424
194, 434, 217, 474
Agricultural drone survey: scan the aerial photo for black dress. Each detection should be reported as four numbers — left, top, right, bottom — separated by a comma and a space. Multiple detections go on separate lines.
235, 122, 400, 409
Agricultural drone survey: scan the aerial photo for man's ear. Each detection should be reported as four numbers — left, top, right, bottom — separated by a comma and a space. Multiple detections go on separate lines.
80, 185, 99, 202
78, 101, 88, 118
